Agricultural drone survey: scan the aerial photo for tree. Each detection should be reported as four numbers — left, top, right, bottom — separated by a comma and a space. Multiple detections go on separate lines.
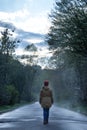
0, 28, 19, 60
46, 0, 87, 105
47, 0, 87, 56
6, 85, 19, 105
21, 44, 38, 66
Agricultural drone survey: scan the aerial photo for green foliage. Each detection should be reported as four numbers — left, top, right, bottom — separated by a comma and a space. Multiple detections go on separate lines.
47, 0, 87, 56
21, 44, 38, 65
0, 28, 40, 106
25, 44, 37, 52
0, 28, 18, 57
46, 0, 87, 106
0, 51, 39, 105
6, 85, 19, 105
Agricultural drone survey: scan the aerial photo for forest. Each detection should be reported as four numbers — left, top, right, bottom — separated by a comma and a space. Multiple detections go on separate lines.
0, 0, 87, 112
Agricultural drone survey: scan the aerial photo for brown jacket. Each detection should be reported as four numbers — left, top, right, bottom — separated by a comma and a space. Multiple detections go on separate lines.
39, 86, 53, 108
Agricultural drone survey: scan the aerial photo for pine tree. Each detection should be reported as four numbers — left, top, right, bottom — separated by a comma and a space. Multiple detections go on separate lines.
0, 28, 19, 59
46, 0, 87, 105
47, 0, 87, 56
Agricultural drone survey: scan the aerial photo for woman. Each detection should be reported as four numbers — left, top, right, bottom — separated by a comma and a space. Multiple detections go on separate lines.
39, 80, 54, 124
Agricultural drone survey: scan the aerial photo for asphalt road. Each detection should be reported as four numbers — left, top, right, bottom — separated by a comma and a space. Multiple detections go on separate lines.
0, 102, 87, 130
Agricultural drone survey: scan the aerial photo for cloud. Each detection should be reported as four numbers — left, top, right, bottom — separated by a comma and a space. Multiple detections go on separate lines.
0, 8, 51, 34
24, 14, 50, 34
14, 10, 51, 34
0, 9, 29, 20
26, 39, 44, 44
0, 6, 52, 67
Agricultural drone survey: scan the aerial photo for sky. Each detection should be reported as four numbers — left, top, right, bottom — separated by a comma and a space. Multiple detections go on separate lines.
0, 0, 55, 67
0, 0, 54, 34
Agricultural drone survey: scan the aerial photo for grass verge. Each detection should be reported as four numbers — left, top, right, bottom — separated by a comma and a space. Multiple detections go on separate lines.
0, 101, 32, 114
55, 101, 87, 115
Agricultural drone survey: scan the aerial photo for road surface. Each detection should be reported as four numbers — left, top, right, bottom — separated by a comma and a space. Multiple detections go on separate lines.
0, 102, 87, 130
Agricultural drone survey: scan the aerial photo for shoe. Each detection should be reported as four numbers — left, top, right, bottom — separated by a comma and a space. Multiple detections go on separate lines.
43, 120, 48, 125
43, 121, 47, 125
46, 120, 48, 124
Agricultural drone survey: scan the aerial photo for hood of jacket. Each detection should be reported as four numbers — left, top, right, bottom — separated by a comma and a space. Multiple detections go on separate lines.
42, 86, 49, 90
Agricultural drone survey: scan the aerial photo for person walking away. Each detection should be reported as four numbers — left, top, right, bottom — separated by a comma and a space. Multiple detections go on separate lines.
39, 80, 53, 125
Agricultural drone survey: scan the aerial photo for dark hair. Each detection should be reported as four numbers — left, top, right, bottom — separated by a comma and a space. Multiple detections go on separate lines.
44, 80, 49, 86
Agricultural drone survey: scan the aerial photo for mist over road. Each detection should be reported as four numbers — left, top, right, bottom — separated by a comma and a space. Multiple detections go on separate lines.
0, 102, 87, 130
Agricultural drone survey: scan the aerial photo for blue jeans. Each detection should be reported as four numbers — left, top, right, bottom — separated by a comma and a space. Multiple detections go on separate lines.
43, 108, 49, 121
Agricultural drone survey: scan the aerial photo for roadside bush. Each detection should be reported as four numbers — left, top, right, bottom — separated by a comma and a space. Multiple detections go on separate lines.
6, 85, 19, 105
